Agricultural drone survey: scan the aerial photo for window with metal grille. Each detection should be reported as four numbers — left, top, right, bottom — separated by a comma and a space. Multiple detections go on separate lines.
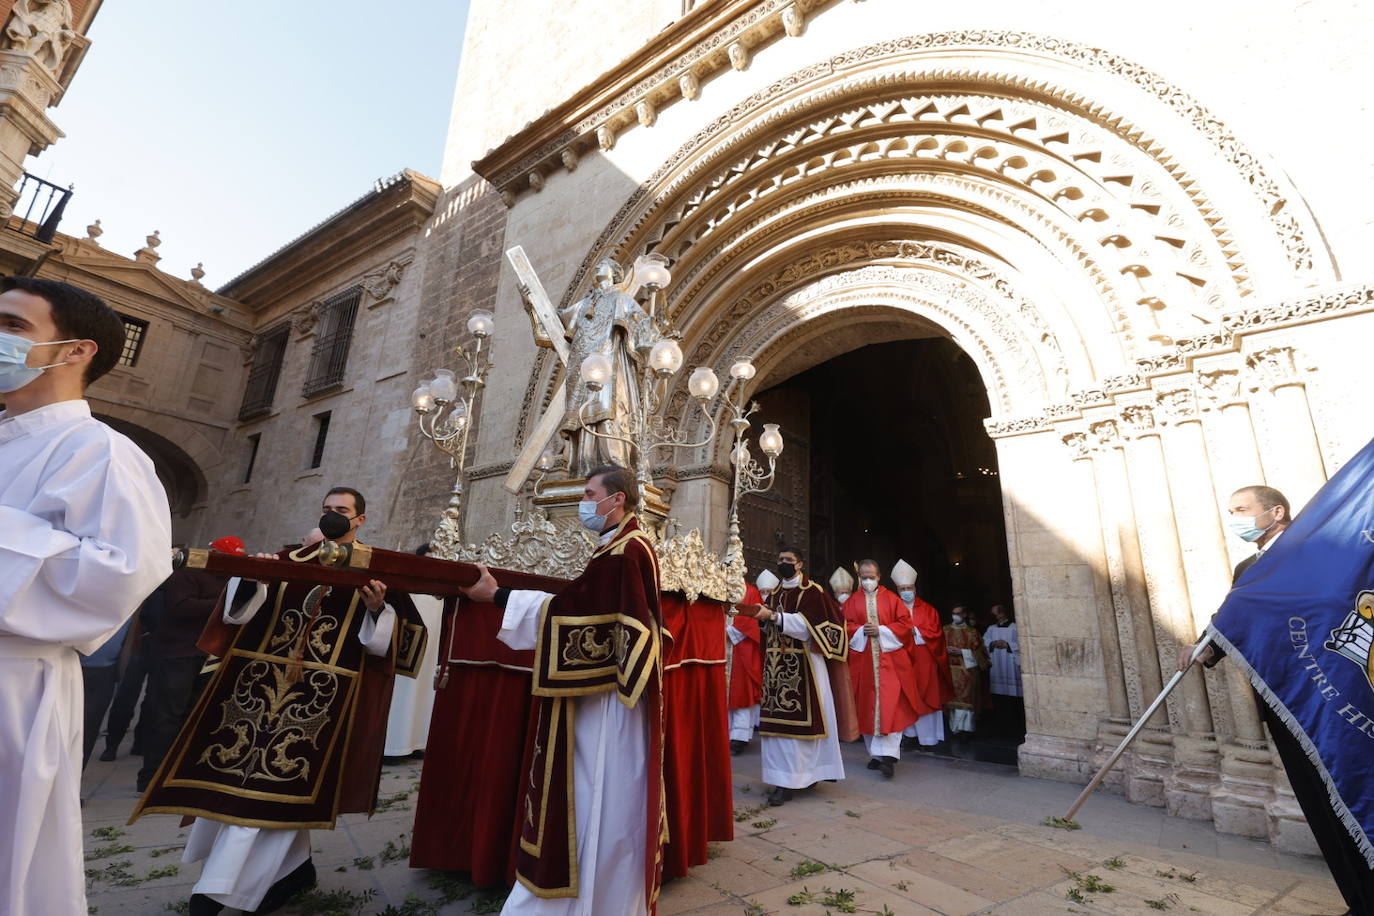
302, 286, 362, 397
243, 433, 261, 484
238, 324, 289, 420
119, 316, 148, 367
310, 411, 331, 469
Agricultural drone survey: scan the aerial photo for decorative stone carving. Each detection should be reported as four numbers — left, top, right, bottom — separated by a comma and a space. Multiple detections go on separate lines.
134, 230, 162, 263
1121, 404, 1157, 435
1, 0, 74, 73
190, 262, 206, 285
84, 218, 101, 241
596, 124, 615, 152
781, 4, 804, 37
527, 170, 545, 192
561, 148, 579, 172
983, 415, 1051, 437
361, 256, 411, 301
679, 71, 700, 101
1224, 284, 1374, 333
1156, 388, 1200, 424
1246, 346, 1301, 392
293, 300, 322, 338
1062, 431, 1090, 460
1089, 419, 1121, 448
635, 99, 656, 128
728, 41, 750, 71
1196, 368, 1242, 408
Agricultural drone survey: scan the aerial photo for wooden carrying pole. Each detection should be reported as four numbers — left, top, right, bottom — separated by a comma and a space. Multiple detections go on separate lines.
1061, 639, 1211, 822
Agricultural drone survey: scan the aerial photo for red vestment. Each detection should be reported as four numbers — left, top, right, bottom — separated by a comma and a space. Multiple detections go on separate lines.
906, 595, 955, 710
842, 588, 925, 735
660, 593, 733, 879
728, 583, 763, 709
514, 516, 666, 907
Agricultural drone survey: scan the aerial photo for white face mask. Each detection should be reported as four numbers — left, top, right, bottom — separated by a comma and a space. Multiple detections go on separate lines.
860, 577, 878, 593
952, 614, 965, 625
835, 592, 850, 604
899, 589, 915, 603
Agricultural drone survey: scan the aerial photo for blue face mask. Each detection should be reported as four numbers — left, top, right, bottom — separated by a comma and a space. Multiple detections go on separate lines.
1228, 507, 1278, 543
577, 493, 616, 532
0, 331, 78, 393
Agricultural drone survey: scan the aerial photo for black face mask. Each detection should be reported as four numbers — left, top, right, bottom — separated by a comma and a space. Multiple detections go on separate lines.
319, 511, 352, 540
776, 561, 797, 579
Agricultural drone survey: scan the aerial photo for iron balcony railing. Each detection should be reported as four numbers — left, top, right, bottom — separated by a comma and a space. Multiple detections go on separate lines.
9, 172, 73, 243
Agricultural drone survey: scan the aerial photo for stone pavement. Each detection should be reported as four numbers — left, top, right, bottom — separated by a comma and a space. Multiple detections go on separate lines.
81, 736, 1345, 915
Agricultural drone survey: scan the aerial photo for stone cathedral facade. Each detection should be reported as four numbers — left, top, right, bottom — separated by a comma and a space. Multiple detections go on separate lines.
212, 0, 1372, 854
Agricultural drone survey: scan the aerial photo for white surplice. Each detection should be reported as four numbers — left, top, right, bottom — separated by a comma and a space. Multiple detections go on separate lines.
984, 622, 1022, 697
0, 399, 171, 916
497, 526, 650, 916
185, 579, 396, 912
384, 593, 442, 756
760, 607, 846, 789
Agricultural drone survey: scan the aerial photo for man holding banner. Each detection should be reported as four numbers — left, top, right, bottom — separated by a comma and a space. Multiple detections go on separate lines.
1183, 462, 1374, 916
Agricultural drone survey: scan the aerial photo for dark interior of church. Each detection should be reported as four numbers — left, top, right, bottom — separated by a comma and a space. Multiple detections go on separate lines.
740, 336, 1023, 757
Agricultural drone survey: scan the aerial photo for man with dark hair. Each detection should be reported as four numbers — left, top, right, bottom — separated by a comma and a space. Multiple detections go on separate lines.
0, 277, 172, 914
326, 485, 366, 517
1180, 485, 1371, 915
134, 487, 424, 916
460, 464, 665, 911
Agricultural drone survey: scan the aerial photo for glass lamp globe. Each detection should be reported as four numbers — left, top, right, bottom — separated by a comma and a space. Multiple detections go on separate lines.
688, 366, 720, 401
411, 385, 433, 413
649, 338, 684, 376
729, 359, 756, 381
428, 369, 458, 403
467, 309, 495, 338
631, 253, 672, 291
759, 423, 784, 457
581, 352, 613, 390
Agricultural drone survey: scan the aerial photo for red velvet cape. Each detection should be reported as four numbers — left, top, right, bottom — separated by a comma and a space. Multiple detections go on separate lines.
908, 595, 955, 708
727, 583, 764, 709
514, 516, 666, 908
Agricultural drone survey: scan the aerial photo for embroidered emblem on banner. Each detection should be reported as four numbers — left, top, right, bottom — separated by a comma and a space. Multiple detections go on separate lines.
1324, 590, 1374, 690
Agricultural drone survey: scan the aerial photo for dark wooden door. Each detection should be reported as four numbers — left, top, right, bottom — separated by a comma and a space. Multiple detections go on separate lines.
738, 385, 809, 578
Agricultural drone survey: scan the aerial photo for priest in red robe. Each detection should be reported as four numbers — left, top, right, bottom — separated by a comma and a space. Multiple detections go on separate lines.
842, 560, 925, 778
727, 570, 773, 755
890, 559, 953, 750
458, 465, 664, 914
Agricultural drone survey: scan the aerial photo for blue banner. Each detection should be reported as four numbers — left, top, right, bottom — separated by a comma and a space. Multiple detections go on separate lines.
1208, 436, 1374, 866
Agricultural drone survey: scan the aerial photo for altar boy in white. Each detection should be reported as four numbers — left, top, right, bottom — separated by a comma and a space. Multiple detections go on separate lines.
0, 277, 172, 915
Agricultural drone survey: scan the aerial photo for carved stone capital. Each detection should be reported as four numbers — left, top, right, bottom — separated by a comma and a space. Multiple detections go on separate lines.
1089, 419, 1121, 449
1246, 346, 1302, 392
1061, 430, 1090, 460
1195, 368, 1243, 410
1156, 388, 1200, 425
1120, 404, 1158, 437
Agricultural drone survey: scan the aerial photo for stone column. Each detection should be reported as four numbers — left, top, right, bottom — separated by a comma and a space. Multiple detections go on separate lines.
1157, 386, 1272, 836
1246, 346, 1328, 510
1118, 403, 1220, 819
1063, 429, 1133, 794
1087, 418, 1172, 806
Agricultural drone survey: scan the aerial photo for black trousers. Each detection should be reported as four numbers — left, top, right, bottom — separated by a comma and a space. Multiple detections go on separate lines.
104, 647, 148, 753
1264, 704, 1373, 913
136, 656, 207, 791
81, 664, 118, 768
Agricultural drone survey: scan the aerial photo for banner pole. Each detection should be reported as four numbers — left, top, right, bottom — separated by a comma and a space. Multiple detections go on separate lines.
1061, 639, 1210, 822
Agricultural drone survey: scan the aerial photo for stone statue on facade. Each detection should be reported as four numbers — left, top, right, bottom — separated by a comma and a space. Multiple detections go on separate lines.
2, 0, 75, 73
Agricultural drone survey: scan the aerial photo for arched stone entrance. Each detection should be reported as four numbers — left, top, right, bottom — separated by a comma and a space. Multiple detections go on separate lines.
501, 32, 1349, 846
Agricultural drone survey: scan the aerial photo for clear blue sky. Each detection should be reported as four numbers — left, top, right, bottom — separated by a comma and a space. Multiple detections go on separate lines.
27, 0, 471, 288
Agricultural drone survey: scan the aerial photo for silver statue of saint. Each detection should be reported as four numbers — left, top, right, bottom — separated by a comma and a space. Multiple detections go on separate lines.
554, 258, 653, 477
